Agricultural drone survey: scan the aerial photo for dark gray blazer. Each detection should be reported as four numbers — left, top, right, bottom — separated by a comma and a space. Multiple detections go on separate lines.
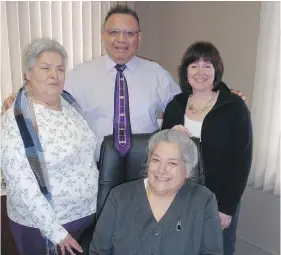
89, 179, 223, 255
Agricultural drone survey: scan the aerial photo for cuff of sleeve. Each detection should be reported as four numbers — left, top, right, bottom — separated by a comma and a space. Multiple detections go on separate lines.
44, 225, 68, 245
218, 202, 237, 216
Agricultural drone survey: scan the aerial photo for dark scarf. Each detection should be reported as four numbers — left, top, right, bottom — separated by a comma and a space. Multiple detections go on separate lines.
14, 85, 87, 254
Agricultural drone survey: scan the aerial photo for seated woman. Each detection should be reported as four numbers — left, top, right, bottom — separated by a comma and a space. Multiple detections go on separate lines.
1, 38, 99, 255
89, 129, 223, 255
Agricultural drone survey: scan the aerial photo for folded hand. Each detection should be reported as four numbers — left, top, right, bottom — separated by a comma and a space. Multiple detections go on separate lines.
219, 212, 232, 230
172, 125, 192, 136
58, 234, 83, 255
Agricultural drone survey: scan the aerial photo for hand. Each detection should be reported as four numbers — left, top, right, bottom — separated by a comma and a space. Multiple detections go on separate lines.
219, 212, 232, 230
231, 89, 248, 104
172, 125, 192, 136
58, 234, 83, 255
1, 94, 16, 115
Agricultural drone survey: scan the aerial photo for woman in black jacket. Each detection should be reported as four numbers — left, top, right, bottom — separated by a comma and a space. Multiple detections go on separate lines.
161, 41, 252, 255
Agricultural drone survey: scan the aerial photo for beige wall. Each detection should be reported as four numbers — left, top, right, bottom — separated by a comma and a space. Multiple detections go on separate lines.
135, 3, 280, 255
136, 1, 261, 107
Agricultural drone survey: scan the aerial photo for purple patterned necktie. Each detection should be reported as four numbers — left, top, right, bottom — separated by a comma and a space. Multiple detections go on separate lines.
113, 64, 132, 156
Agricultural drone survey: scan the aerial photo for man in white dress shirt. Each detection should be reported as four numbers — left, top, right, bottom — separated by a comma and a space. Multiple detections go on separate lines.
64, 5, 181, 160
2, 5, 246, 161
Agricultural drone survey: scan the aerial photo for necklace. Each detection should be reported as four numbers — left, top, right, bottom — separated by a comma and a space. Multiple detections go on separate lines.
187, 92, 217, 115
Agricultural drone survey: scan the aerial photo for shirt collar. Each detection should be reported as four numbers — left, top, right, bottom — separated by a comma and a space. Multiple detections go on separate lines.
104, 54, 137, 73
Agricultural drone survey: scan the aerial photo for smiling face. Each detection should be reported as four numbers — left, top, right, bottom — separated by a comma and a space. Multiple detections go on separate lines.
102, 14, 141, 65
147, 141, 187, 197
187, 58, 215, 92
25, 51, 65, 105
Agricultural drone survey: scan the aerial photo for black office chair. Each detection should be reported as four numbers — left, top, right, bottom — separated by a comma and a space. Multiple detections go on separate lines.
79, 133, 153, 254
78, 132, 204, 254
96, 133, 153, 217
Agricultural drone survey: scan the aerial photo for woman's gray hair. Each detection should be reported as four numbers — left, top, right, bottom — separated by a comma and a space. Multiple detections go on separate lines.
147, 129, 198, 177
22, 37, 68, 80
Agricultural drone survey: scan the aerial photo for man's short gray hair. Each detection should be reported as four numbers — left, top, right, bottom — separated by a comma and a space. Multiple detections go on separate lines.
22, 37, 68, 80
147, 129, 198, 177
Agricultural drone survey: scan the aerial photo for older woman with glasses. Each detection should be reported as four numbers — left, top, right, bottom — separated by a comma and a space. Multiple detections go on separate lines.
1, 38, 99, 255
89, 129, 223, 255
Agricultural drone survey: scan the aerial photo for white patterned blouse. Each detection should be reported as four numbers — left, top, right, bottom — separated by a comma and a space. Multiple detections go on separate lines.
1, 97, 99, 245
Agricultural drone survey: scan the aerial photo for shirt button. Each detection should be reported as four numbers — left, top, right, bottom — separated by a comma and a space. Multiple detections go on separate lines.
154, 230, 160, 236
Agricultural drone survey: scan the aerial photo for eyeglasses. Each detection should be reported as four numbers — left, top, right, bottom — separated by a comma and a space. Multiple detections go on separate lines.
105, 29, 140, 38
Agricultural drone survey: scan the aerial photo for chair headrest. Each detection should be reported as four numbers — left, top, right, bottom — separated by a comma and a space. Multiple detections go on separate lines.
96, 133, 153, 218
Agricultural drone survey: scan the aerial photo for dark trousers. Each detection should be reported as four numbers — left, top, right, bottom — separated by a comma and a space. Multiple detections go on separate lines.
223, 203, 241, 255
9, 214, 94, 255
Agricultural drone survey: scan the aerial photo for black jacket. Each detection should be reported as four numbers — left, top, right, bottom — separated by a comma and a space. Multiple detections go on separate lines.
161, 83, 253, 216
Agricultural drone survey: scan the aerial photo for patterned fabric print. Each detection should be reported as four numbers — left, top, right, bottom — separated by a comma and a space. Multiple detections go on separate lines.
1, 98, 99, 244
